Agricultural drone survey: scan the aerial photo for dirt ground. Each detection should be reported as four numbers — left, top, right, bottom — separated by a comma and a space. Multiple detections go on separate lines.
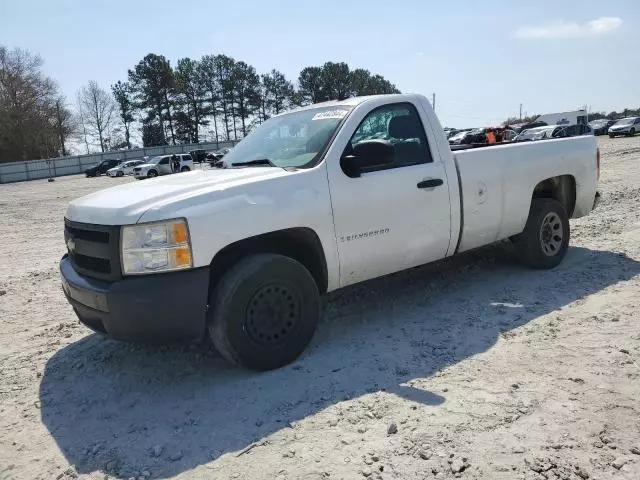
1, 137, 639, 480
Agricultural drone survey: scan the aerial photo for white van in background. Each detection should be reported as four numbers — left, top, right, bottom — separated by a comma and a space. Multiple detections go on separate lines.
133, 154, 194, 179
536, 110, 588, 126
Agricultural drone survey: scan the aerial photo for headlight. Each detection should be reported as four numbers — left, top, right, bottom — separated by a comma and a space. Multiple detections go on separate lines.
121, 219, 192, 275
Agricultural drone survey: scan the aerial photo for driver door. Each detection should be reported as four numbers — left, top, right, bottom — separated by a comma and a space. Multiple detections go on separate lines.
158, 157, 171, 175
327, 102, 452, 287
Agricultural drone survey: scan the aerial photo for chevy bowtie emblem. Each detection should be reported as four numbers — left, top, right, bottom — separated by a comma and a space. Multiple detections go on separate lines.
66, 236, 76, 252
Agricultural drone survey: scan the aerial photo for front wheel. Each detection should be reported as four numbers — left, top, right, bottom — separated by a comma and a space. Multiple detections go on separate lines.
629, 128, 636, 137
609, 134, 615, 138
116, 171, 124, 177
147, 170, 158, 178
208, 254, 321, 371
512, 198, 569, 269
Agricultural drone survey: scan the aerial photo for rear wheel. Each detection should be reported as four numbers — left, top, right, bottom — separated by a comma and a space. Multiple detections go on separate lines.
147, 170, 158, 178
513, 198, 569, 269
180, 166, 190, 172
208, 254, 320, 371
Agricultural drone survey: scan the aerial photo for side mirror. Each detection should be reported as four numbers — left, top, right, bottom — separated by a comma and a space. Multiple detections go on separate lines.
340, 140, 394, 178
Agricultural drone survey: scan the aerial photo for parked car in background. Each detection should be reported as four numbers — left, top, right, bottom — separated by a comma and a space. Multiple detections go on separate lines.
133, 154, 194, 179
449, 129, 486, 145
515, 126, 559, 142
608, 117, 640, 138
107, 160, 145, 177
85, 159, 121, 177
502, 129, 518, 142
559, 124, 593, 137
189, 149, 208, 163
207, 147, 233, 167
516, 124, 592, 142
589, 119, 616, 136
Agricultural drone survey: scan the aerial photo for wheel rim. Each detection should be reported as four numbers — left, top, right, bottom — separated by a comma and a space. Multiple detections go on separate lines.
540, 212, 563, 256
245, 283, 300, 345
148, 171, 157, 177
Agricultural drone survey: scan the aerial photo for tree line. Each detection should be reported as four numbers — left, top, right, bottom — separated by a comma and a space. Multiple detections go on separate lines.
0, 45, 400, 163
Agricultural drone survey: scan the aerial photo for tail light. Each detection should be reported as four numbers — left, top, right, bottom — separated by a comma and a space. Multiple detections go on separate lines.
596, 147, 600, 180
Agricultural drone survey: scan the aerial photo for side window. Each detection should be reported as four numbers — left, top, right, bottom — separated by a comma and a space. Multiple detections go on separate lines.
182, 155, 192, 161
159, 158, 169, 165
635, 118, 640, 124
348, 103, 432, 173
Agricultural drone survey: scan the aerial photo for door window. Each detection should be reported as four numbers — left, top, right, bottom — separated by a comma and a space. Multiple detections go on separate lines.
159, 158, 169, 165
348, 103, 432, 174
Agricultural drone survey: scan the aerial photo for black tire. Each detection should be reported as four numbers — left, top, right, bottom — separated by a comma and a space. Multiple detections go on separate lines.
630, 128, 636, 137
208, 254, 320, 371
180, 166, 190, 172
513, 198, 569, 269
609, 134, 615, 138
147, 169, 158, 178
116, 171, 124, 177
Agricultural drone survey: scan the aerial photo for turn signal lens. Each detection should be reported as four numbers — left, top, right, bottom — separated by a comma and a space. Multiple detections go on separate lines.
171, 246, 192, 268
171, 222, 189, 245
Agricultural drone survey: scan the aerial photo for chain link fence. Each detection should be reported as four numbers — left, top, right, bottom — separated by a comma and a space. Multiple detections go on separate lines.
0, 141, 237, 184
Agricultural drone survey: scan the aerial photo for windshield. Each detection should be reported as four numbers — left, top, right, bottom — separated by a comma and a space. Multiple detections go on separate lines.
222, 106, 353, 168
615, 118, 635, 126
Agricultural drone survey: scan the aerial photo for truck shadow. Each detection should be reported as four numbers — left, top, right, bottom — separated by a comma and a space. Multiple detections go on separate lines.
39, 245, 640, 478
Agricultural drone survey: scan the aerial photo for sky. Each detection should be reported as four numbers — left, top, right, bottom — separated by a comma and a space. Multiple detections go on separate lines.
2, 0, 639, 129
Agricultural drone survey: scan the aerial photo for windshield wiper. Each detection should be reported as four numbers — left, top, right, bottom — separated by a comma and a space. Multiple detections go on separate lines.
231, 158, 278, 168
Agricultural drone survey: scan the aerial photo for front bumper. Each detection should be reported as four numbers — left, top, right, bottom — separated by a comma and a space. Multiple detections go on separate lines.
60, 255, 209, 342
609, 129, 629, 135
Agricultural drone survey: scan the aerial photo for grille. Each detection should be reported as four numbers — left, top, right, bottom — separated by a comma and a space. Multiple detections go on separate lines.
64, 219, 121, 281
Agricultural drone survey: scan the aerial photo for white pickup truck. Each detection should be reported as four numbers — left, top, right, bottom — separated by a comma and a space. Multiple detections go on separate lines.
60, 94, 599, 370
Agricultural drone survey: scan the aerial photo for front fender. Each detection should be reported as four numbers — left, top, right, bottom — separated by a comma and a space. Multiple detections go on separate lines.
137, 165, 341, 291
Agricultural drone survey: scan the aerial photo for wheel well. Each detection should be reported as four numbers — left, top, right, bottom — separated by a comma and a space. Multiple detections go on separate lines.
532, 175, 576, 217
209, 228, 328, 295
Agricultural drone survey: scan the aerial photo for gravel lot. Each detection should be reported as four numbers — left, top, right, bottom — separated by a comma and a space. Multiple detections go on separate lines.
1, 137, 639, 480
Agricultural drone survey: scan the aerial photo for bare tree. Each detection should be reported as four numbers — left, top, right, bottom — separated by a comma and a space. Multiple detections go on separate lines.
52, 96, 75, 156
77, 80, 115, 152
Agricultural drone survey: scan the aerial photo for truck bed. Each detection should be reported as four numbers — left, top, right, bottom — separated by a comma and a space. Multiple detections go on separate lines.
452, 136, 598, 253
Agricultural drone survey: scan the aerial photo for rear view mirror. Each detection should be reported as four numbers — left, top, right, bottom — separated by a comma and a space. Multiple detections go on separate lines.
341, 140, 394, 178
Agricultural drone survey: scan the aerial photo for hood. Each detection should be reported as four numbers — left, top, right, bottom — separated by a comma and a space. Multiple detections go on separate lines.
107, 166, 121, 172
66, 167, 289, 225
134, 163, 155, 169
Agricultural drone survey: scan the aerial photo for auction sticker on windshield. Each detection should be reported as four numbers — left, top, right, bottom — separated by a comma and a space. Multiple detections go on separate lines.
312, 110, 349, 121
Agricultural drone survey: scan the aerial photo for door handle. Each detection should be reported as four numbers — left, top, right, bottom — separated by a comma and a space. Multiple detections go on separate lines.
417, 178, 444, 189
